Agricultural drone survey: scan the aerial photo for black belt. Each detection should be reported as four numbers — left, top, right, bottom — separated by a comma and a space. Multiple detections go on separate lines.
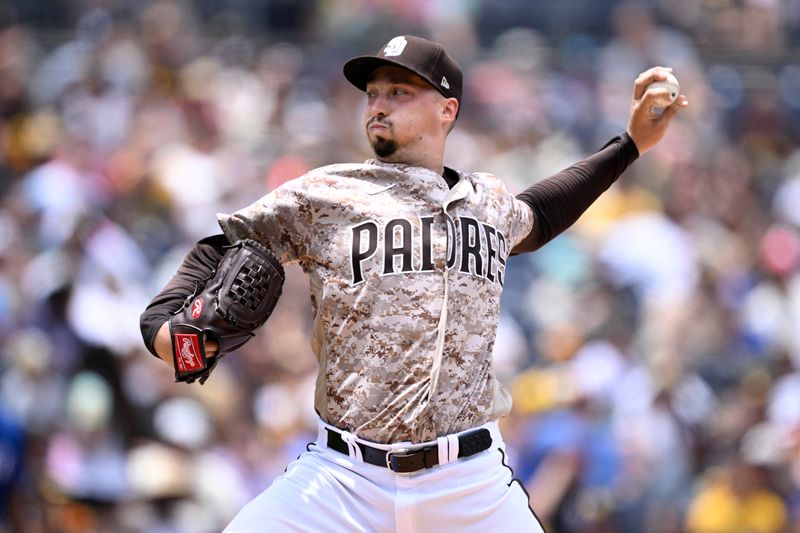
326, 428, 493, 473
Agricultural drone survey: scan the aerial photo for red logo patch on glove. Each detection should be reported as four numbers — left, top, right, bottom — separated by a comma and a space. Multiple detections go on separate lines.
191, 298, 204, 319
174, 334, 203, 372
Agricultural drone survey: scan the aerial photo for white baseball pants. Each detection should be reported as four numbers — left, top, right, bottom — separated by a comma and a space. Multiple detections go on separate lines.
223, 419, 546, 532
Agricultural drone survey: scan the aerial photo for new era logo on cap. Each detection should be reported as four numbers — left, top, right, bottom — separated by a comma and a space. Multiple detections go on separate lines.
342, 35, 463, 104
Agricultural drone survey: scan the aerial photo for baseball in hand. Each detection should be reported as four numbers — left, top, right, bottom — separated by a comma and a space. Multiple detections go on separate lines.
646, 72, 680, 107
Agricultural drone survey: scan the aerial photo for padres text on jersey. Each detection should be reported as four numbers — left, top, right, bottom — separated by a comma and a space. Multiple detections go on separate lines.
349, 215, 508, 286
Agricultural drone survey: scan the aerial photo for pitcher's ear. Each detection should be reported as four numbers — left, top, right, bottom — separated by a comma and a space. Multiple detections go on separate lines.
442, 97, 459, 128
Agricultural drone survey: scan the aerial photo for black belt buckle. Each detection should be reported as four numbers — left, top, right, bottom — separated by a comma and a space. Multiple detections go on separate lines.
385, 447, 411, 472
385, 446, 435, 473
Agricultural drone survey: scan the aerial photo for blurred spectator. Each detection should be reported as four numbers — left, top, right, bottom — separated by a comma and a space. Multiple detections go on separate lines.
0, 406, 24, 531
686, 458, 788, 533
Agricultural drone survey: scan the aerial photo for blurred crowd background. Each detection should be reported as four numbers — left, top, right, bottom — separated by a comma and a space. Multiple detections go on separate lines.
1, 0, 800, 531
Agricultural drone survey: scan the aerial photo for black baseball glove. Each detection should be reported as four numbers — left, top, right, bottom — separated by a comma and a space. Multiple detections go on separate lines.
169, 239, 284, 384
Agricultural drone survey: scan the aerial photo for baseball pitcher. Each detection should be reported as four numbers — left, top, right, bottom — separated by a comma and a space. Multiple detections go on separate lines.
140, 35, 687, 532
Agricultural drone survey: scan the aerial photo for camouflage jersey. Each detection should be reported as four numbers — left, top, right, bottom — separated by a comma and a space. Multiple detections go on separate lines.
218, 160, 534, 444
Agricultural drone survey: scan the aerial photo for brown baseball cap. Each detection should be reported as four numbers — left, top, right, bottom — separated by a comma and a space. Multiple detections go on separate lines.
343, 35, 463, 103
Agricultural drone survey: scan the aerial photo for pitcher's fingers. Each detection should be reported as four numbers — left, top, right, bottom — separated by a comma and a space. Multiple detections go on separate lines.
205, 339, 220, 356
657, 94, 689, 122
662, 94, 690, 112
632, 66, 673, 100
639, 86, 675, 108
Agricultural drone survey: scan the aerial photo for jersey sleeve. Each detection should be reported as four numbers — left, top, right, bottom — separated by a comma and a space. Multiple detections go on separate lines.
507, 195, 535, 251
472, 172, 535, 252
217, 179, 312, 264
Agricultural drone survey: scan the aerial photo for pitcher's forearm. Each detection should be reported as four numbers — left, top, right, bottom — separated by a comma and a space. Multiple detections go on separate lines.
153, 321, 174, 367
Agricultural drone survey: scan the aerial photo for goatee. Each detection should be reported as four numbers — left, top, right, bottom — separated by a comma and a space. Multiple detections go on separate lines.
372, 137, 398, 158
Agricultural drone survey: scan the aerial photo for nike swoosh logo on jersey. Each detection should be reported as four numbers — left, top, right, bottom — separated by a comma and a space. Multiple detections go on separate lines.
367, 184, 397, 195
